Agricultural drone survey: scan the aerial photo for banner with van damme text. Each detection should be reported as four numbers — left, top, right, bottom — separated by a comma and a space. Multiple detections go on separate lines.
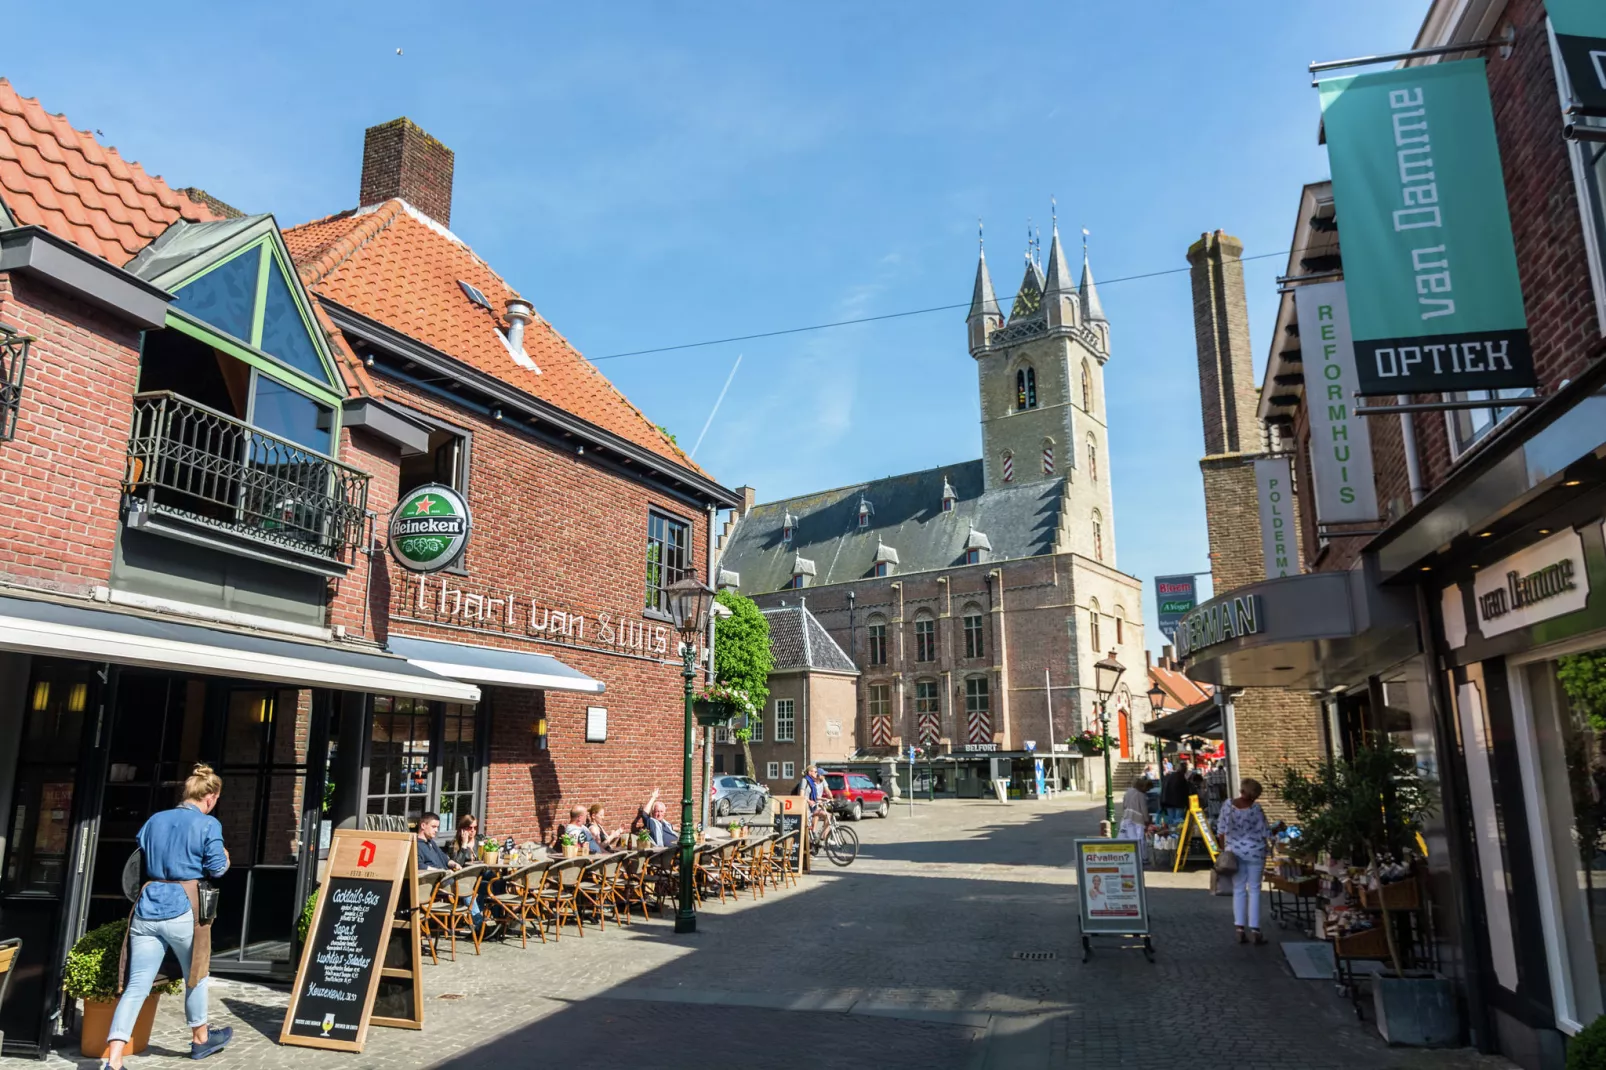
1319, 60, 1534, 396
1294, 282, 1379, 523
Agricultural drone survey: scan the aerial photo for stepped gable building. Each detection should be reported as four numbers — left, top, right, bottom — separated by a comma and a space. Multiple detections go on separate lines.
718, 224, 1151, 797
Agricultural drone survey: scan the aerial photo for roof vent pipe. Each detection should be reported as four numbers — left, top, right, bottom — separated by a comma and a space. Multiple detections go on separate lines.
504, 299, 534, 354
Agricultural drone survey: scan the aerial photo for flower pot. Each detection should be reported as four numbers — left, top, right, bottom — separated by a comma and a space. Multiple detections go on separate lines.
1372, 972, 1459, 1047
693, 699, 735, 727
80, 993, 161, 1057
561, 843, 582, 858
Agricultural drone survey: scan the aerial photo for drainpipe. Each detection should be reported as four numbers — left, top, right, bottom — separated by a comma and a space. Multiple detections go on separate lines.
1398, 402, 1426, 505
703, 502, 717, 827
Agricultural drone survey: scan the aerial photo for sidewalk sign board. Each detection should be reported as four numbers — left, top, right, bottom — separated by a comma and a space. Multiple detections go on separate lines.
280, 830, 422, 1052
773, 794, 807, 873
1074, 838, 1154, 962
1171, 796, 1220, 873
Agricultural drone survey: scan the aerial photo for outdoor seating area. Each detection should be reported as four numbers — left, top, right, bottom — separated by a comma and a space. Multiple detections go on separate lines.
409, 829, 804, 964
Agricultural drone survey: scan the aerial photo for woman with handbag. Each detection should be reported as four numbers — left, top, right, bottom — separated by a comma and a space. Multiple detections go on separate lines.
1215, 777, 1271, 945
102, 764, 232, 1069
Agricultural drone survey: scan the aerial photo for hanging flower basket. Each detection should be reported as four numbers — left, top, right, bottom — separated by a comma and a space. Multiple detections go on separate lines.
1073, 729, 1107, 757
694, 682, 755, 727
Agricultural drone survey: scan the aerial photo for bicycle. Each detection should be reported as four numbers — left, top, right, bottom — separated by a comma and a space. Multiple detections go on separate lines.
808, 806, 859, 867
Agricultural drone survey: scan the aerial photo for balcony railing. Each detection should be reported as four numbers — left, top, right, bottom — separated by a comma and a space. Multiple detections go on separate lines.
0, 325, 30, 442
125, 391, 369, 561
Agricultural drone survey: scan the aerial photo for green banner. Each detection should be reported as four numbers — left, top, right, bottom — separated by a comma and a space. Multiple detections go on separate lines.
1547, 0, 1606, 116
1319, 60, 1534, 396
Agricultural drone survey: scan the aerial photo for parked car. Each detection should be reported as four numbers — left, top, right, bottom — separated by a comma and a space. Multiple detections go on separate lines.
710, 775, 769, 817
824, 771, 889, 820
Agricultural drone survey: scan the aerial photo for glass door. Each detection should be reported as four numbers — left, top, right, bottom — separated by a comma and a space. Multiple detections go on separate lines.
365, 696, 485, 830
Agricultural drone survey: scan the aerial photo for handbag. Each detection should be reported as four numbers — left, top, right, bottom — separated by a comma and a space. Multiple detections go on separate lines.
196, 881, 220, 925
122, 847, 219, 925
1214, 849, 1240, 875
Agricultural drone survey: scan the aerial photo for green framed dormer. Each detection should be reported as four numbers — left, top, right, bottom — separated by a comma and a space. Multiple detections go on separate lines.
121, 216, 368, 575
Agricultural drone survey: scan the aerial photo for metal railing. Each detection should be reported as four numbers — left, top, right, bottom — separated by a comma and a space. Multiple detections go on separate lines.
0, 325, 31, 442
125, 391, 369, 560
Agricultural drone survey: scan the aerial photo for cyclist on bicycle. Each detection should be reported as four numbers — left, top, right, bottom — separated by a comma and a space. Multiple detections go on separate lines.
802, 764, 833, 842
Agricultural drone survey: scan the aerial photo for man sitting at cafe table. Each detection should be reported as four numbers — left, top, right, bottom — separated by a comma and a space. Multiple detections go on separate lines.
633, 788, 677, 847
416, 812, 457, 871
560, 805, 606, 854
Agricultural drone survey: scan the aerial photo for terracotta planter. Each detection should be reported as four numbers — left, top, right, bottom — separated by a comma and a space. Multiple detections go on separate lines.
561, 843, 582, 858
79, 993, 160, 1057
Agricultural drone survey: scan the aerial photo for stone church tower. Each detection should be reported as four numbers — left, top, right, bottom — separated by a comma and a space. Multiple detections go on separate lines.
968, 225, 1117, 565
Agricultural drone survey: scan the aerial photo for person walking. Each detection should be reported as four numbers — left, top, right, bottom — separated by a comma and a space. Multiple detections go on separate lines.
1118, 776, 1151, 864
1217, 778, 1272, 945
1158, 758, 1193, 828
102, 764, 232, 1069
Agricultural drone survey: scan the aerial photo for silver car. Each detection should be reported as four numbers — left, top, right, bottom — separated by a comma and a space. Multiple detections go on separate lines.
711, 775, 769, 817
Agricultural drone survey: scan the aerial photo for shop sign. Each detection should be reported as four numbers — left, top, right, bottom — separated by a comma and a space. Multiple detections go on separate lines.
1472, 528, 1589, 639
1075, 838, 1149, 935
1548, 0, 1606, 117
1254, 457, 1298, 579
1175, 595, 1262, 659
1293, 283, 1380, 521
389, 484, 472, 573
1154, 574, 1197, 641
396, 572, 673, 658
1319, 61, 1535, 395
962, 743, 998, 752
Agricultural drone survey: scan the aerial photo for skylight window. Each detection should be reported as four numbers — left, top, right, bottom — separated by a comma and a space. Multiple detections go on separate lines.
458, 280, 493, 309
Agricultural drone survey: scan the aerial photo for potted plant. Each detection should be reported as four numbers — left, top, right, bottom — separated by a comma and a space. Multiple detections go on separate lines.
66, 919, 184, 1057
693, 682, 754, 727
635, 829, 652, 850
558, 831, 581, 858
297, 888, 319, 944
1567, 1012, 1606, 1069
1073, 728, 1107, 757
1276, 740, 1452, 1046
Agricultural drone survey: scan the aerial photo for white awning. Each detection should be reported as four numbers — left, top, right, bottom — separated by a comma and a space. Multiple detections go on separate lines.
0, 595, 480, 703
387, 635, 604, 693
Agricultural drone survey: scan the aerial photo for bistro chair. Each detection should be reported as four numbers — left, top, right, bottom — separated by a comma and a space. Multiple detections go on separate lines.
487, 859, 554, 948
539, 857, 587, 940
576, 853, 629, 931
734, 835, 774, 899
771, 831, 800, 888
645, 846, 680, 912
434, 863, 489, 959
0, 937, 19, 1048
415, 869, 449, 965
616, 849, 657, 922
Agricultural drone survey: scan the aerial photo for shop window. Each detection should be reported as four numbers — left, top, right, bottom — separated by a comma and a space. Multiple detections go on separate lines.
2, 662, 94, 896
645, 511, 691, 615
867, 620, 888, 665
782, 761, 796, 779
438, 703, 478, 822
775, 698, 796, 742
365, 695, 483, 827
963, 611, 985, 659
1445, 389, 1535, 460
767, 761, 780, 780
915, 616, 936, 662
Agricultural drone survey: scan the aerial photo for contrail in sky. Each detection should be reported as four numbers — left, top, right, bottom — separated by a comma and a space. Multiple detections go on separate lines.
691, 353, 743, 459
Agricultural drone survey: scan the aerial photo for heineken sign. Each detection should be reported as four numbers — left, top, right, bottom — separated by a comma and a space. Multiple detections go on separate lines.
1319, 60, 1536, 396
389, 484, 472, 573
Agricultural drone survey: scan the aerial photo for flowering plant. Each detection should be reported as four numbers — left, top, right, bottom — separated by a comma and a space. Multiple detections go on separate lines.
1073, 728, 1108, 756
695, 682, 756, 716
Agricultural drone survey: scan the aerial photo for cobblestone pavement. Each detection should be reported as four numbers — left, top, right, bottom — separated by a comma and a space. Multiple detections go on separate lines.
35, 796, 1515, 1069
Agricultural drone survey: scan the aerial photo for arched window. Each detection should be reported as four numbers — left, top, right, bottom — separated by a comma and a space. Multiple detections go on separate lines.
1087, 434, 1099, 483
1001, 450, 1014, 483
914, 613, 937, 662
1016, 366, 1037, 410
962, 604, 985, 659
1113, 606, 1125, 645
1088, 598, 1101, 653
1081, 360, 1092, 412
1092, 510, 1104, 562
866, 615, 888, 665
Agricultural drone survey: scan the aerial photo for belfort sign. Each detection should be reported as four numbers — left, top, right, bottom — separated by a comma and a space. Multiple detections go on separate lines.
1174, 594, 1263, 659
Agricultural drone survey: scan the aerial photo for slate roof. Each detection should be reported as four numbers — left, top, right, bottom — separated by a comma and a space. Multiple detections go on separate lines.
720, 460, 1064, 592
284, 199, 700, 472
762, 605, 857, 674
0, 79, 218, 266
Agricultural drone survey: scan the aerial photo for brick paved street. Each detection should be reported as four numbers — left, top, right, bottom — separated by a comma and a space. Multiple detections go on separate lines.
40, 796, 1514, 1070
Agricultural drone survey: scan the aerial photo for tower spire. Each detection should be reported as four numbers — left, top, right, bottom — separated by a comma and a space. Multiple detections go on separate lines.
1079, 228, 1107, 323
1043, 209, 1074, 297
968, 231, 1001, 323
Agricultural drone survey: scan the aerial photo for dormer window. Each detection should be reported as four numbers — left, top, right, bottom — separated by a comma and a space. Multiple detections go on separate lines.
963, 524, 991, 567
941, 477, 957, 513
1016, 366, 1037, 410
782, 511, 796, 545
789, 553, 817, 590
857, 497, 873, 529
964, 549, 980, 565
873, 541, 898, 578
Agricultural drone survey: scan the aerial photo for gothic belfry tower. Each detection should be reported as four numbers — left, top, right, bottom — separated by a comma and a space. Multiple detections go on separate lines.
969, 215, 1117, 564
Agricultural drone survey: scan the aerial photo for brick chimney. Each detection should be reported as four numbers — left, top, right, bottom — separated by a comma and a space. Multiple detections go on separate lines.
360, 118, 454, 227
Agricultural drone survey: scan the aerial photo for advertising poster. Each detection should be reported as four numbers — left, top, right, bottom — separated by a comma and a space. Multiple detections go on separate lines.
1293, 282, 1380, 523
1075, 838, 1149, 934
1154, 574, 1198, 641
1253, 457, 1298, 580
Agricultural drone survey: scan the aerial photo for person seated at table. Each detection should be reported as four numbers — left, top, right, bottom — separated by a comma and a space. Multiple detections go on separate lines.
558, 805, 605, 853
631, 789, 678, 847
586, 803, 627, 849
415, 812, 457, 871
448, 813, 480, 867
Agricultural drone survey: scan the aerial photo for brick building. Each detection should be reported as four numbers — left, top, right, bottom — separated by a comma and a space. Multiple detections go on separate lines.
1175, 2, 1606, 1065
0, 90, 734, 1055
717, 226, 1152, 799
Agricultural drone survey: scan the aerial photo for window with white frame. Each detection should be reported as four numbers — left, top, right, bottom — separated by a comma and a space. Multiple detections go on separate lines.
1553, 24, 1606, 333
748, 710, 763, 742
1445, 388, 1536, 460
866, 619, 888, 665
782, 761, 795, 779
963, 610, 984, 659
714, 725, 732, 744
775, 698, 795, 742
868, 682, 890, 720
914, 616, 936, 662
766, 761, 779, 780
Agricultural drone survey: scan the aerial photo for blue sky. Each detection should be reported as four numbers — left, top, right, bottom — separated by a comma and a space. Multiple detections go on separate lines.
8, 0, 1425, 651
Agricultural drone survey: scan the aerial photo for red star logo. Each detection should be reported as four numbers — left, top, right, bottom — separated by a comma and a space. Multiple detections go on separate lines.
412, 496, 435, 515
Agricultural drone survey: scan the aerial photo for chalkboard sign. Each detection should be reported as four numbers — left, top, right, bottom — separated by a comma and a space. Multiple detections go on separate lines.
281, 830, 422, 1052
773, 795, 807, 872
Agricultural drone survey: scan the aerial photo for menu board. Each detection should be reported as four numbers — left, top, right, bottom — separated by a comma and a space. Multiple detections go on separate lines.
772, 795, 807, 872
281, 830, 421, 1052
1075, 839, 1149, 935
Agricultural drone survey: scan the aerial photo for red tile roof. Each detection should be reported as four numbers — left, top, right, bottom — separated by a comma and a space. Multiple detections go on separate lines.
0, 79, 217, 266
285, 200, 700, 472
1149, 664, 1212, 712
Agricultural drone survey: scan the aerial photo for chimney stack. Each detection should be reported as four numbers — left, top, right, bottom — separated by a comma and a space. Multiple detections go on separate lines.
360, 118, 455, 227
737, 486, 757, 516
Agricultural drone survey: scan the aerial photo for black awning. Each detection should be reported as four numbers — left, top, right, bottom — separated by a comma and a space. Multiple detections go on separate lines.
1145, 698, 1222, 741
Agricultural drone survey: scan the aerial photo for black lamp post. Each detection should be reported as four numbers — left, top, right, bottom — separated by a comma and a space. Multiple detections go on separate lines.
1146, 681, 1168, 776
1093, 650, 1125, 836
666, 572, 715, 935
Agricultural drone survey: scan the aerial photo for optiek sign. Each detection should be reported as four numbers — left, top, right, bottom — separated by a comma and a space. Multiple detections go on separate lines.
389, 484, 472, 573
1319, 60, 1536, 396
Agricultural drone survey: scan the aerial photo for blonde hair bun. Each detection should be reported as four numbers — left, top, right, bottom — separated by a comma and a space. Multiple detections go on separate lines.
184, 763, 223, 802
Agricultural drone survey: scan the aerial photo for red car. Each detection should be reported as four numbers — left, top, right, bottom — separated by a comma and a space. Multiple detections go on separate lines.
824, 771, 889, 820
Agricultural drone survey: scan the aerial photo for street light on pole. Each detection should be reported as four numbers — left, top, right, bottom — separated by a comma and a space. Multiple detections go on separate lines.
1146, 680, 1168, 779
1093, 650, 1126, 837
666, 572, 715, 935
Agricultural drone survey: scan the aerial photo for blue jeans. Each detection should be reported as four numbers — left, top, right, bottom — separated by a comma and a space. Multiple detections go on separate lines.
108, 913, 209, 1043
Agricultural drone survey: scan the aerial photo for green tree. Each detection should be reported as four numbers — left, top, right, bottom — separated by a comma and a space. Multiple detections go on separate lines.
715, 589, 773, 779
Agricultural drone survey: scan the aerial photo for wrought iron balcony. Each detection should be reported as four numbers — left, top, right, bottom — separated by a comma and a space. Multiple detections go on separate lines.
0, 324, 31, 442
125, 391, 369, 562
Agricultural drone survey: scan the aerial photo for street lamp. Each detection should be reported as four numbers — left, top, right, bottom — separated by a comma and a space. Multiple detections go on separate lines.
667, 572, 715, 935
1146, 680, 1168, 786
1093, 650, 1125, 836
